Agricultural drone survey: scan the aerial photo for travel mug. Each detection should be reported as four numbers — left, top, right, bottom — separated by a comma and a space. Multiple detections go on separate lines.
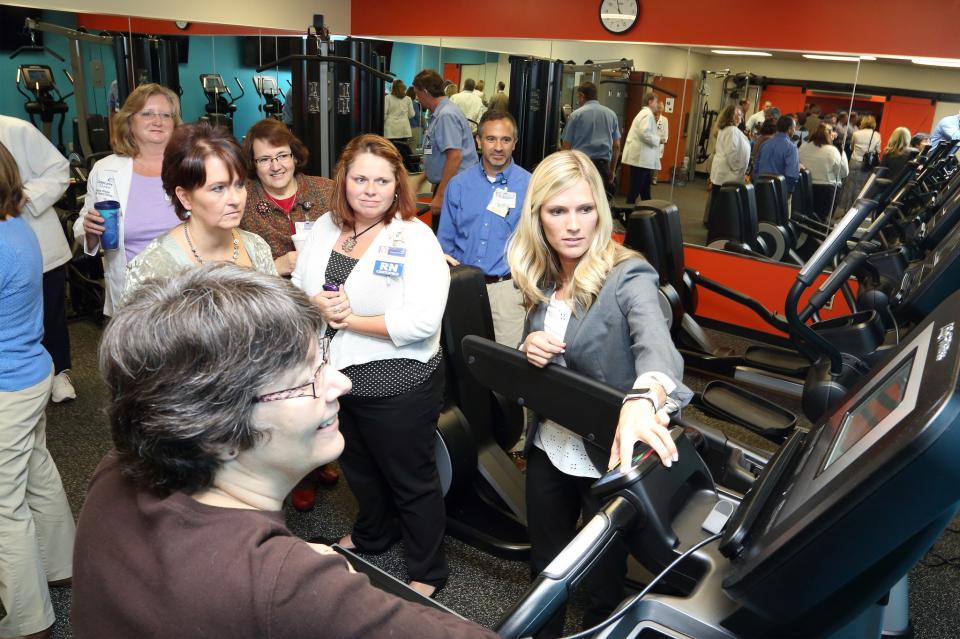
94, 200, 121, 250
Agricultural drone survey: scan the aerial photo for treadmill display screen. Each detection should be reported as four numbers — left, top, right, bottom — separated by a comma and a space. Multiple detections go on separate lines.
26, 69, 50, 83
822, 356, 914, 471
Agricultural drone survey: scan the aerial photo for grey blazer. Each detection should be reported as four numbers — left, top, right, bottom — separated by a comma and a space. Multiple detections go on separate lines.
522, 257, 693, 460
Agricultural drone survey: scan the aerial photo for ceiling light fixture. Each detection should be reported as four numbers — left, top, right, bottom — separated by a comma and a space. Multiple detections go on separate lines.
912, 57, 960, 68
802, 54, 865, 62
710, 49, 772, 57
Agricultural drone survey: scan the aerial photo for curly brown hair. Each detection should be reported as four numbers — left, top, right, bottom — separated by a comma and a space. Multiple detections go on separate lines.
241, 118, 310, 176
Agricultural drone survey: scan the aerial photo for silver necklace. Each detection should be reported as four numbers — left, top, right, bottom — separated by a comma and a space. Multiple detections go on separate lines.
340, 220, 381, 253
183, 223, 240, 265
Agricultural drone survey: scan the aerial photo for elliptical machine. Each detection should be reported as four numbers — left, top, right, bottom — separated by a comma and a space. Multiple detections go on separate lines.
15, 64, 70, 153
199, 74, 244, 133
251, 75, 284, 121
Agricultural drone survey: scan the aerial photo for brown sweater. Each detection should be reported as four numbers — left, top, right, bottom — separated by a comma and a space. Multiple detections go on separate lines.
72, 453, 499, 639
240, 173, 334, 258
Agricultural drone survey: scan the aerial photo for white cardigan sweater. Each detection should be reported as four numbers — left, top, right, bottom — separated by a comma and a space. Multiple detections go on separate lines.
292, 212, 450, 370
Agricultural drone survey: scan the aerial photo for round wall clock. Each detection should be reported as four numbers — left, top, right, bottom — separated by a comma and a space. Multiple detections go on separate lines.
599, 0, 639, 34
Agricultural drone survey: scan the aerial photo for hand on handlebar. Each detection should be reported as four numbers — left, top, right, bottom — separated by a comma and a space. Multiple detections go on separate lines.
609, 399, 677, 474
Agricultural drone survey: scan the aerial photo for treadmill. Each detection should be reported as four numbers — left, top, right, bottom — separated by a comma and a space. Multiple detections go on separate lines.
464, 290, 960, 638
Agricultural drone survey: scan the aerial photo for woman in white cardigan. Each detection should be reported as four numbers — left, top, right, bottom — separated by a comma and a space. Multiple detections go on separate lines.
709, 105, 751, 190
798, 123, 849, 186
73, 83, 183, 316
292, 134, 450, 599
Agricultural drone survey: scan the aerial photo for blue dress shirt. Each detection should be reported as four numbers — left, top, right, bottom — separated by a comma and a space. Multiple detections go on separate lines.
562, 100, 621, 160
422, 98, 479, 184
929, 114, 960, 149
754, 132, 801, 192
437, 161, 532, 277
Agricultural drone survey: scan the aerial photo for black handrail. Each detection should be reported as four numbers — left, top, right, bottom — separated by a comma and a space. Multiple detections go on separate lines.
257, 54, 394, 82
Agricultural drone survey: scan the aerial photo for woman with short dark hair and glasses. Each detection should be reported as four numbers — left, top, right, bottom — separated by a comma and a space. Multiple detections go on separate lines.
240, 118, 334, 277
71, 264, 498, 639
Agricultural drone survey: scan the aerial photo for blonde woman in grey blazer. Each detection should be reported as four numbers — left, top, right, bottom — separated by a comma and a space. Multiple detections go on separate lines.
506, 150, 692, 636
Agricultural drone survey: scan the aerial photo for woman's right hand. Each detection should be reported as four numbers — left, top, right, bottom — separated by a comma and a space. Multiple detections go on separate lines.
522, 331, 565, 368
274, 250, 298, 276
83, 210, 105, 251
310, 286, 351, 329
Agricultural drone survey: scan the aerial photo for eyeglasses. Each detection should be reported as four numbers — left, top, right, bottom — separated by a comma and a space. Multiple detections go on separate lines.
253, 152, 294, 167
253, 336, 331, 403
138, 110, 174, 122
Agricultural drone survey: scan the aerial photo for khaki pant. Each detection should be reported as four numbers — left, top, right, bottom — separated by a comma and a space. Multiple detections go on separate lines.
0, 370, 75, 637
486, 279, 526, 349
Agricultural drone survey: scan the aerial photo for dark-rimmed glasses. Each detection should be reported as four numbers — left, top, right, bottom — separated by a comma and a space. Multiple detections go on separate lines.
253, 336, 331, 403
253, 152, 294, 167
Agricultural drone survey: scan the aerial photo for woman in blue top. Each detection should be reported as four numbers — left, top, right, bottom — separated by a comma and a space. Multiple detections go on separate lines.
0, 141, 75, 639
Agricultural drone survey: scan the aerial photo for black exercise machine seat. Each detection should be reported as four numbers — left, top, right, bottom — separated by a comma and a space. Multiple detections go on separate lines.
495, 289, 960, 638
435, 266, 527, 558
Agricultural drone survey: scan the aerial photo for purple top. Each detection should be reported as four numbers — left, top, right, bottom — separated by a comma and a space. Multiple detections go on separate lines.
124, 172, 179, 262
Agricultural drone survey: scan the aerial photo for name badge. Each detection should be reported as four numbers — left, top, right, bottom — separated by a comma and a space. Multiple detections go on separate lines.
379, 245, 407, 258
95, 176, 118, 201
423, 143, 433, 156
374, 260, 404, 277
486, 188, 516, 218
295, 220, 315, 234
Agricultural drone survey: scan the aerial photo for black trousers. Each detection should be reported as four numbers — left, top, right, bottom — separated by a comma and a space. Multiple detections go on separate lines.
628, 166, 653, 205
41, 266, 71, 374
337, 364, 448, 586
526, 446, 629, 638
590, 158, 615, 199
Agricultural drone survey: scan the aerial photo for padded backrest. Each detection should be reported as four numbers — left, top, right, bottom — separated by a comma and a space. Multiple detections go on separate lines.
791, 169, 814, 218
630, 200, 691, 305
811, 184, 840, 221
441, 266, 522, 450
756, 174, 789, 225
625, 209, 668, 285
706, 185, 746, 246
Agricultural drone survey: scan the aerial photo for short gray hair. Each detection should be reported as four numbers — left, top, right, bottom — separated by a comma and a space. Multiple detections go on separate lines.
99, 264, 324, 494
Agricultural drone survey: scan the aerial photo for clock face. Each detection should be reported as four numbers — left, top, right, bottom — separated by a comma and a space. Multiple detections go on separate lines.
599, 0, 639, 34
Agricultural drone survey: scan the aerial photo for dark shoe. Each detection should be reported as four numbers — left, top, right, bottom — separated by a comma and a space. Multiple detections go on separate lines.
290, 480, 317, 512
315, 463, 340, 486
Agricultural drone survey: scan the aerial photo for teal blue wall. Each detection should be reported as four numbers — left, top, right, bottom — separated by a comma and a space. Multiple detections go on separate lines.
179, 36, 292, 141
388, 43, 442, 87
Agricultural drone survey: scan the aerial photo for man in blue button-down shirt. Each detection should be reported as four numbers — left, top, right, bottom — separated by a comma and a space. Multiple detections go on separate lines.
438, 110, 531, 347
929, 110, 960, 149
754, 115, 801, 193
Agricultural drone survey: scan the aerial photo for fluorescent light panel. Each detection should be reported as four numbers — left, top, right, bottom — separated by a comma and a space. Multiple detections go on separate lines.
710, 49, 771, 57
912, 57, 960, 68
802, 54, 874, 62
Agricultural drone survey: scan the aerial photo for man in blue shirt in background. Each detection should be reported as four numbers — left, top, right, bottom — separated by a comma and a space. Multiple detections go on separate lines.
438, 110, 530, 347
561, 82, 621, 198
754, 115, 801, 193
412, 69, 479, 222
929, 109, 960, 149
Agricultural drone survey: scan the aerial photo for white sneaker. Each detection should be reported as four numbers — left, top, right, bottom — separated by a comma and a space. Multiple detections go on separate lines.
51, 370, 77, 403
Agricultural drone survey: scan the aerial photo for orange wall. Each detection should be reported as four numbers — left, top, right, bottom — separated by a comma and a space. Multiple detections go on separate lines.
351, 0, 960, 59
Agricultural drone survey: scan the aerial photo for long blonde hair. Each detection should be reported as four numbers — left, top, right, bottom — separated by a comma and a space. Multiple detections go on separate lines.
507, 150, 638, 313
884, 126, 911, 156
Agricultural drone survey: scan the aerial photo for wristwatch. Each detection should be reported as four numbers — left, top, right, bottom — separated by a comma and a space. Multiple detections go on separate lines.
622, 387, 663, 411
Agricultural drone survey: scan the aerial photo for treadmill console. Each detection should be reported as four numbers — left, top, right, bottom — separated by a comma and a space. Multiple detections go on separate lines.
718, 290, 960, 625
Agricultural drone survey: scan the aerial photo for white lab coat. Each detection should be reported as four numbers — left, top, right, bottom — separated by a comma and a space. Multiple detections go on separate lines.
657, 115, 669, 160
622, 106, 661, 170
72, 154, 134, 316
0, 115, 71, 272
